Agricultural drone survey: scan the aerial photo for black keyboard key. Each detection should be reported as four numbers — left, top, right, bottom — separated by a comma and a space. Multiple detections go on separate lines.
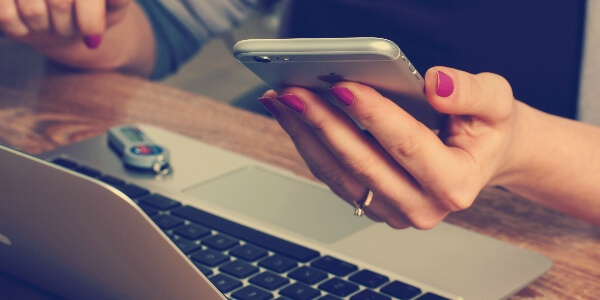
117, 184, 149, 199
258, 255, 297, 273
350, 290, 390, 300
415, 293, 449, 300
202, 234, 239, 251
75, 166, 102, 178
192, 261, 213, 276
98, 175, 126, 187
230, 244, 268, 262
220, 260, 259, 279
138, 203, 159, 216
138, 194, 180, 210
151, 214, 184, 230
209, 273, 243, 293
172, 206, 320, 262
318, 278, 359, 297
279, 282, 321, 300
380, 281, 421, 300
311, 255, 358, 277
416, 293, 450, 300
190, 248, 230, 267
288, 266, 328, 285
249, 272, 289, 291
348, 270, 389, 289
52, 158, 78, 169
173, 239, 201, 254
231, 285, 273, 300
173, 224, 211, 240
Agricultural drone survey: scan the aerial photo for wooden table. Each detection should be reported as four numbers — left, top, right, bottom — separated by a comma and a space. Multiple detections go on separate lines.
0, 41, 599, 300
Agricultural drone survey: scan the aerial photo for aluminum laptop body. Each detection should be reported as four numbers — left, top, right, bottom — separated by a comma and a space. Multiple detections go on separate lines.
0, 124, 552, 300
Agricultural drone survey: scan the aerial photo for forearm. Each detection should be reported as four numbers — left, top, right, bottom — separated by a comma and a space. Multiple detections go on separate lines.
29, 3, 155, 77
498, 101, 600, 225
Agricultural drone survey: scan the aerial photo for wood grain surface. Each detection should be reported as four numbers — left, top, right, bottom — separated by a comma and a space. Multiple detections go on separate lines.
0, 42, 598, 300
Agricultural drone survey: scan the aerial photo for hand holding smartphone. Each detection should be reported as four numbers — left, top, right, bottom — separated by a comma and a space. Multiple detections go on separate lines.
233, 37, 443, 129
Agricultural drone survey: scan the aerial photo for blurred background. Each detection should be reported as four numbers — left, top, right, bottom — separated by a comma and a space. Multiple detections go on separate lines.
161, 4, 282, 110
0, 3, 282, 115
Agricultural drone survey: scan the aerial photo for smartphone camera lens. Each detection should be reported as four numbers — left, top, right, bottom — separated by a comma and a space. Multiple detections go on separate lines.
254, 56, 271, 63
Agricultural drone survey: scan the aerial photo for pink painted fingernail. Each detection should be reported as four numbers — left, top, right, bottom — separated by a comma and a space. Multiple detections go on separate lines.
257, 97, 281, 118
84, 35, 102, 49
276, 94, 304, 113
329, 87, 354, 106
436, 71, 454, 97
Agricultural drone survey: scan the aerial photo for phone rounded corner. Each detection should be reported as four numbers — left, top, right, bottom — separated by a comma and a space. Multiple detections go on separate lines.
368, 38, 401, 60
232, 39, 253, 57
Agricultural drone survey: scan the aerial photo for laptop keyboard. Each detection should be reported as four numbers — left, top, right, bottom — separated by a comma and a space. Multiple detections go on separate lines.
51, 157, 451, 300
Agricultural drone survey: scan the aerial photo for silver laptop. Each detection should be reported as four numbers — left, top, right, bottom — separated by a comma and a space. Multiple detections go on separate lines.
0, 124, 551, 300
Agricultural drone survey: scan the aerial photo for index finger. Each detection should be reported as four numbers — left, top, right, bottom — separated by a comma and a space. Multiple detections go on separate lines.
274, 85, 450, 228
75, 0, 105, 35
328, 80, 465, 198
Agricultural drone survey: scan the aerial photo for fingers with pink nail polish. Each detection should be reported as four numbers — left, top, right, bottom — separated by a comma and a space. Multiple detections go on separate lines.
76, 0, 106, 49
84, 35, 103, 49
257, 97, 281, 118
276, 94, 305, 113
329, 87, 355, 106
436, 71, 454, 97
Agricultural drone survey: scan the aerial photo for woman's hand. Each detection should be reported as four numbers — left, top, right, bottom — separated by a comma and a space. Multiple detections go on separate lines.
0, 0, 132, 49
258, 67, 523, 229
0, 0, 154, 76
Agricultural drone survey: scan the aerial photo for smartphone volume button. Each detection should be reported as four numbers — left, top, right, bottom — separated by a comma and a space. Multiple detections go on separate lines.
407, 62, 420, 80
408, 62, 416, 73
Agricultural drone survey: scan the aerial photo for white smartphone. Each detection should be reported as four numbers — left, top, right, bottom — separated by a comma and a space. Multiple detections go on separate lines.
233, 37, 443, 129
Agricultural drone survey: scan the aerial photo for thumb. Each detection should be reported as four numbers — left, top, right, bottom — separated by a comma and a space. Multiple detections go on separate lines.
425, 67, 515, 123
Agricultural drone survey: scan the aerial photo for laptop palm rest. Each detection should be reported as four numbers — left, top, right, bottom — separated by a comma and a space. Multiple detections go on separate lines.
183, 166, 373, 243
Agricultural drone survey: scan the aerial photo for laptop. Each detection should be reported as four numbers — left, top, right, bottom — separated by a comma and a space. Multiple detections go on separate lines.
0, 124, 551, 300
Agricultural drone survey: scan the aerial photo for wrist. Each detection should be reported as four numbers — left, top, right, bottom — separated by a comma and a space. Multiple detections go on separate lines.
487, 100, 541, 189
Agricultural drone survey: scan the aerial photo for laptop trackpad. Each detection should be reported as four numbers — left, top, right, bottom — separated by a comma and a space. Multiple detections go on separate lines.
182, 166, 373, 243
